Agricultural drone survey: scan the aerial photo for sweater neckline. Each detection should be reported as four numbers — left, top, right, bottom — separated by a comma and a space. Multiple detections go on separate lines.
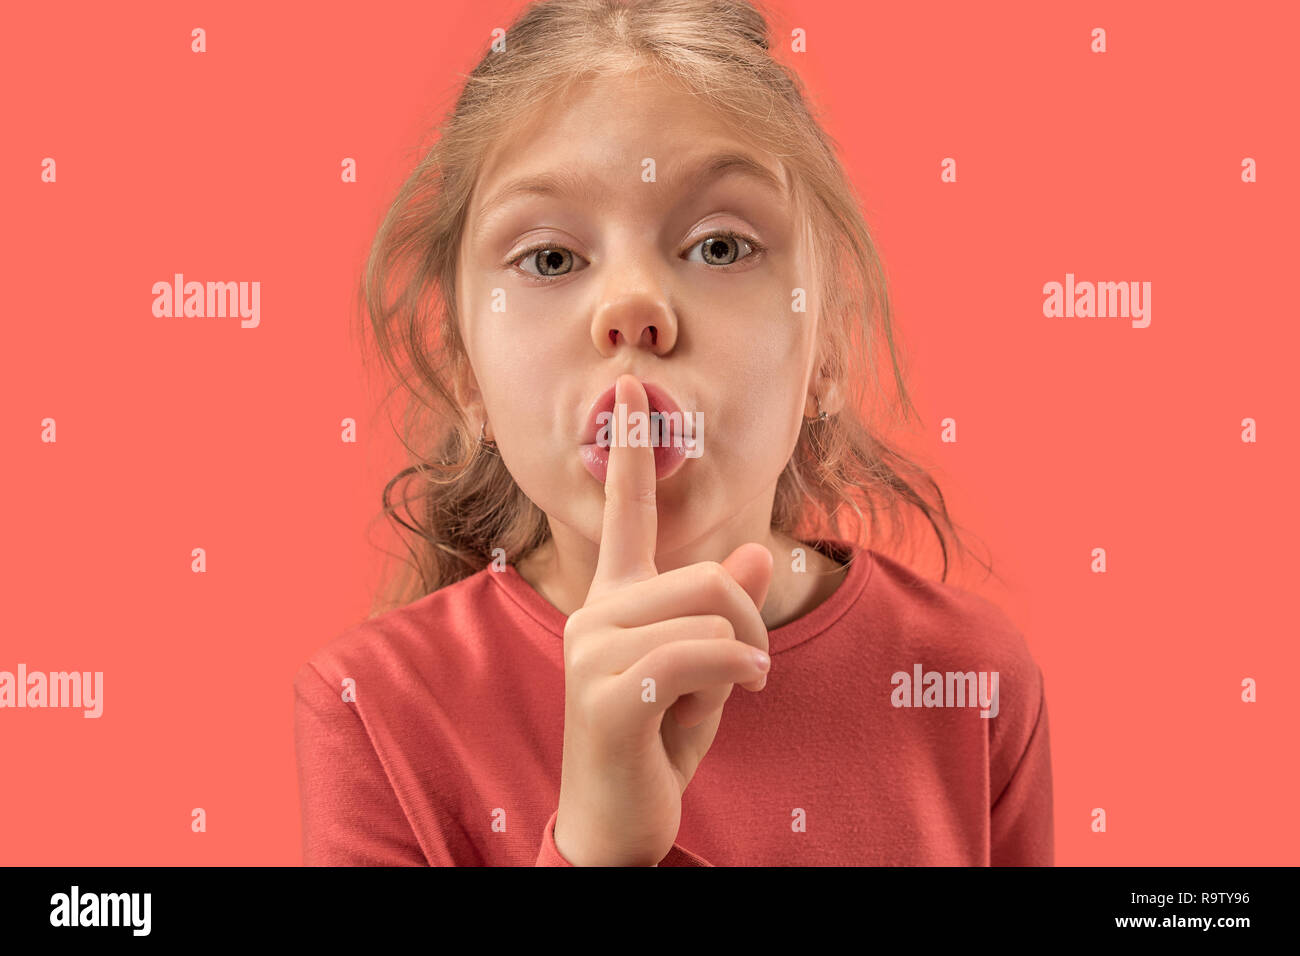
488, 538, 873, 655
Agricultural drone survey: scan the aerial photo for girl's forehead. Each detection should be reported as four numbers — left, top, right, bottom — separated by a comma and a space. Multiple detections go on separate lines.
462, 68, 799, 246
480, 67, 760, 171
463, 148, 797, 269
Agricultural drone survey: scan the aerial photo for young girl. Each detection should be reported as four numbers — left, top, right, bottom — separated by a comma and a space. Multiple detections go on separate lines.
294, 0, 1053, 866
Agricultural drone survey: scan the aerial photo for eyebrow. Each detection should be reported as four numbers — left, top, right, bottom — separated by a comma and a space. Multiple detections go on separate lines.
473, 150, 788, 228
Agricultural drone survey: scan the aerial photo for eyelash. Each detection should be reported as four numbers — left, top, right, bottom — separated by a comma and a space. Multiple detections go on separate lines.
506, 230, 766, 280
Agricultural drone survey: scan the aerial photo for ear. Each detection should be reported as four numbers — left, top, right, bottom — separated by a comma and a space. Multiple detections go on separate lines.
449, 352, 483, 417
804, 373, 846, 418
817, 376, 846, 416
448, 354, 497, 442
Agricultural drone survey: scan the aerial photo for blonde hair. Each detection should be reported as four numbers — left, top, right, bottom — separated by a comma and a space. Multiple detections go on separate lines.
359, 0, 994, 618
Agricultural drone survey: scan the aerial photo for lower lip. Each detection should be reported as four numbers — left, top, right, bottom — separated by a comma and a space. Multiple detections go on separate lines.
579, 440, 688, 483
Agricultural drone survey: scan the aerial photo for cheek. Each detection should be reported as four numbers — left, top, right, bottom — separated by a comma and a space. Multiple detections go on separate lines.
485, 359, 550, 439
714, 373, 804, 461
691, 303, 812, 457
466, 319, 556, 421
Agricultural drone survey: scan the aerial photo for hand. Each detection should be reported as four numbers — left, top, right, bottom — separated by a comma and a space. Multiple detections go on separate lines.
553, 373, 774, 866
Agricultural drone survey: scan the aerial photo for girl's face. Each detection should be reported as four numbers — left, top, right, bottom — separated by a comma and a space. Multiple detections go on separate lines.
456, 66, 824, 563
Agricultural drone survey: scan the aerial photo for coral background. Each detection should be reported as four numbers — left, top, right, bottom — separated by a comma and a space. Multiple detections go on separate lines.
2, 0, 1296, 864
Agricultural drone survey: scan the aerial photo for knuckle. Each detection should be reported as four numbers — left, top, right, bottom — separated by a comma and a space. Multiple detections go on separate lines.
564, 642, 591, 674
703, 615, 734, 641
563, 606, 590, 640
629, 484, 658, 507
638, 643, 676, 681
562, 611, 598, 671
610, 492, 655, 520
699, 561, 732, 599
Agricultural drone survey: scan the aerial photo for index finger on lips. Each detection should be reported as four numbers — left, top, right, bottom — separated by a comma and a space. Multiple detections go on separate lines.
587, 373, 658, 602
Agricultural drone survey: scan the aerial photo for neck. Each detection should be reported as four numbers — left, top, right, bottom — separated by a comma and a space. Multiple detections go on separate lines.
515, 516, 848, 631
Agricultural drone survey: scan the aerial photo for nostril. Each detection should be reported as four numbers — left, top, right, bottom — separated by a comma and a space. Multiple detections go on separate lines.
607, 327, 658, 346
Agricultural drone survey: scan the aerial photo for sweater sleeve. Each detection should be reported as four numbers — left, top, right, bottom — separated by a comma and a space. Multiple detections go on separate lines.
535, 808, 714, 866
989, 676, 1055, 866
293, 661, 427, 866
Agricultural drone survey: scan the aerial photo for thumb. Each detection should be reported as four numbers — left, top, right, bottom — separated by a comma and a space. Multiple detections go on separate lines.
721, 542, 774, 614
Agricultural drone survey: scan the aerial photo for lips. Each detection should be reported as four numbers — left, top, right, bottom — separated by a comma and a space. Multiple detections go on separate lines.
577, 378, 692, 484
579, 380, 687, 447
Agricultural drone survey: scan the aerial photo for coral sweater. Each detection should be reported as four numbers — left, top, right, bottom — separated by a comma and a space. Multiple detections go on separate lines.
293, 542, 1054, 866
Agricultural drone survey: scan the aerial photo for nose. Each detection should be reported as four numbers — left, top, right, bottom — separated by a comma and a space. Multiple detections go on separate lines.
590, 291, 678, 357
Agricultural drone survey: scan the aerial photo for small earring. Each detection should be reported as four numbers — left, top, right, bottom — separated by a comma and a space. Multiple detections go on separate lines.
478, 421, 496, 447
812, 397, 828, 422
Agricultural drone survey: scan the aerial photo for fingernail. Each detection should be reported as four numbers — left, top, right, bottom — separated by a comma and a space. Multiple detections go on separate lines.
752, 650, 770, 671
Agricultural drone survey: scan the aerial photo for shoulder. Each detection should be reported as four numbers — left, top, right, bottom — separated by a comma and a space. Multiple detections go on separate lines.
863, 549, 1041, 682
863, 549, 1049, 772
293, 566, 500, 696
861, 550, 1047, 748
